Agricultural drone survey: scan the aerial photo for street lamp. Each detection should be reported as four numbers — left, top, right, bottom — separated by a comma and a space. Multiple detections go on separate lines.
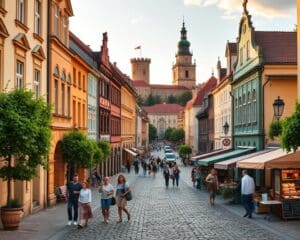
223, 121, 229, 136
273, 96, 285, 120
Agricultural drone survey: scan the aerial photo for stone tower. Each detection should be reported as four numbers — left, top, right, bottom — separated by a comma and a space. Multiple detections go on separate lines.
172, 21, 196, 89
130, 58, 151, 83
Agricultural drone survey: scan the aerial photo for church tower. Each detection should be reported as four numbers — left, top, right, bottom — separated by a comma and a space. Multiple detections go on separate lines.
172, 21, 196, 88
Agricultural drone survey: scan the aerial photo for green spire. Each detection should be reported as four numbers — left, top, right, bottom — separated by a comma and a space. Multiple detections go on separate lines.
177, 21, 191, 55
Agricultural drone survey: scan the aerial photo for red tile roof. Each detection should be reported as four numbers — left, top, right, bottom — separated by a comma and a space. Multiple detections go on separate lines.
150, 84, 189, 90
143, 103, 184, 114
132, 80, 150, 87
228, 42, 237, 54
255, 31, 297, 64
193, 76, 217, 106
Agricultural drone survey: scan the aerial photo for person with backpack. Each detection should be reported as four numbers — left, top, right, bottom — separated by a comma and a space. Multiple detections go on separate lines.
115, 175, 131, 223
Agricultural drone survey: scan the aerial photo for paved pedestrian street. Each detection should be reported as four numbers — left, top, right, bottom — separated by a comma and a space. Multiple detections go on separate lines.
60, 172, 278, 240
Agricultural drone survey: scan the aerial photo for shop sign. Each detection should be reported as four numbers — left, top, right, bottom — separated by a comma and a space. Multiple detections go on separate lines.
222, 138, 231, 147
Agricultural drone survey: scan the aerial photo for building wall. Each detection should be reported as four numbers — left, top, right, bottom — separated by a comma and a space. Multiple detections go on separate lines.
184, 106, 199, 154
0, 0, 48, 214
148, 113, 179, 139
87, 73, 98, 140
213, 80, 232, 150
298, 0, 300, 100
121, 85, 136, 165
263, 65, 297, 145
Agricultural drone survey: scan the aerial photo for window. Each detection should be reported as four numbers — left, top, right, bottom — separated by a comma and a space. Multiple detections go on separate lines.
0, 0, 3, 8
246, 40, 250, 60
185, 70, 189, 78
73, 100, 76, 125
63, 17, 67, 44
78, 102, 81, 127
78, 71, 81, 89
16, 60, 24, 89
252, 90, 257, 122
67, 86, 70, 117
73, 68, 76, 86
54, 4, 59, 36
34, 0, 41, 35
83, 75, 86, 91
61, 83, 65, 116
54, 80, 58, 114
240, 47, 243, 66
17, 0, 25, 23
34, 69, 40, 99
82, 104, 85, 127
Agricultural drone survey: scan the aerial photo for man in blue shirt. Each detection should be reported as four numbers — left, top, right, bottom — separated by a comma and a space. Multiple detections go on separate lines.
67, 173, 82, 225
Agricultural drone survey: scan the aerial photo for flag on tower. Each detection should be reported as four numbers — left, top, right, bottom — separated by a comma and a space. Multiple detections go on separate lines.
134, 45, 141, 50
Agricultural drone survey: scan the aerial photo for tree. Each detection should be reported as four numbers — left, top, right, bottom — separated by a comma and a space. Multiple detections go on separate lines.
164, 127, 174, 141
269, 120, 282, 140
149, 123, 157, 142
137, 96, 144, 106
178, 144, 192, 159
170, 128, 185, 142
98, 140, 111, 159
144, 94, 155, 106
61, 130, 105, 182
153, 95, 162, 105
167, 94, 177, 104
178, 91, 192, 106
281, 103, 300, 153
0, 89, 52, 207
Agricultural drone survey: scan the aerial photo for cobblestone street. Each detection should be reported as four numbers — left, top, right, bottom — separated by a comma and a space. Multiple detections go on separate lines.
60, 168, 279, 240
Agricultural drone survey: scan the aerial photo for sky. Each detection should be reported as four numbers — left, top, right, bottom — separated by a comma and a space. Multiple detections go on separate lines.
70, 0, 296, 85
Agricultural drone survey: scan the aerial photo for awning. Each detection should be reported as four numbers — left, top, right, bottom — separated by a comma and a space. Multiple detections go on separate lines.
191, 149, 230, 161
265, 150, 300, 169
123, 148, 138, 157
237, 148, 287, 169
197, 147, 255, 167
214, 149, 272, 170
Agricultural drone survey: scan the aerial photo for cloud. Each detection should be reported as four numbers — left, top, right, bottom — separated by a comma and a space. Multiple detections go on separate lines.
183, 0, 296, 19
130, 16, 144, 25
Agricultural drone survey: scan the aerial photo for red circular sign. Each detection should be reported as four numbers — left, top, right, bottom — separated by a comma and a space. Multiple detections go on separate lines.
222, 138, 231, 147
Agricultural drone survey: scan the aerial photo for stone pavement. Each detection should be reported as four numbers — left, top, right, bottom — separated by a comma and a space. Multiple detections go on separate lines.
58, 170, 279, 240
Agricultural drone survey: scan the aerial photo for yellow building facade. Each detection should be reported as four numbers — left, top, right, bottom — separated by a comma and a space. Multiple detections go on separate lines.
121, 78, 137, 165
0, 0, 48, 215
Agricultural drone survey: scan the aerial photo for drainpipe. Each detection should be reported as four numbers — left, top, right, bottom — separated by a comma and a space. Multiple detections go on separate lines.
45, 0, 51, 208
262, 73, 270, 150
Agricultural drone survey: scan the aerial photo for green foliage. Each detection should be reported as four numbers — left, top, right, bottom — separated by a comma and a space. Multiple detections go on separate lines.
269, 120, 282, 140
98, 140, 111, 159
164, 127, 174, 141
144, 94, 155, 106
6, 199, 21, 208
281, 103, 300, 153
0, 89, 52, 206
170, 128, 185, 142
178, 91, 192, 106
221, 187, 234, 199
178, 144, 192, 156
153, 95, 162, 105
149, 123, 157, 142
62, 131, 106, 169
167, 95, 177, 104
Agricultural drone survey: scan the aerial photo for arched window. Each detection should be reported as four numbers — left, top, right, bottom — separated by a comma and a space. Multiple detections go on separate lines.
61, 71, 66, 81
54, 65, 60, 76
185, 70, 189, 78
252, 89, 257, 122
67, 73, 72, 84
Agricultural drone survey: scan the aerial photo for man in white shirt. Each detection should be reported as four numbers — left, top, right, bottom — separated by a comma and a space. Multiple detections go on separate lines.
241, 170, 255, 218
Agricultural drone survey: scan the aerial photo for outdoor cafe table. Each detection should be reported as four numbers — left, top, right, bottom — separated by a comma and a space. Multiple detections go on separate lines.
259, 200, 282, 220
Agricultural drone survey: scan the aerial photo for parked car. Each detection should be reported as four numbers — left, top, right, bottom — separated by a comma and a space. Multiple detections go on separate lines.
165, 152, 176, 162
164, 145, 172, 153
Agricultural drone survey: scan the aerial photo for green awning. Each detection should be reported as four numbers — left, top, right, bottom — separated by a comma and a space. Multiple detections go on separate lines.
197, 148, 255, 167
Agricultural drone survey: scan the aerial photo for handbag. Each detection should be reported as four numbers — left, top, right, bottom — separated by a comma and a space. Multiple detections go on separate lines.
124, 191, 132, 201
111, 196, 116, 206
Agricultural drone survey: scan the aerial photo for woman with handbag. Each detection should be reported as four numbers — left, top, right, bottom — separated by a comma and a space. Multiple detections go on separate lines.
99, 177, 114, 223
77, 182, 92, 229
116, 174, 131, 223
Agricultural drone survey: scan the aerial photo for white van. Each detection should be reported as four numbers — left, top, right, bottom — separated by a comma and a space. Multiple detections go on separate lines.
165, 152, 176, 162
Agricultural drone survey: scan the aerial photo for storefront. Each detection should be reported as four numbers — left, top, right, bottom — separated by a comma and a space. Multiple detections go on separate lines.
265, 151, 300, 219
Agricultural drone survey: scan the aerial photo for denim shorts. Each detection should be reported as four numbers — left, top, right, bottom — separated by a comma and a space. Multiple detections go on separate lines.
101, 198, 112, 209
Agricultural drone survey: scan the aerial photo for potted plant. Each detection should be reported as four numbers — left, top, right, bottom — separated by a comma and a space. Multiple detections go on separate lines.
0, 89, 52, 230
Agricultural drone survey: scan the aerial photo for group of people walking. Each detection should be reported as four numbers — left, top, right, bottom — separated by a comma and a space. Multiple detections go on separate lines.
67, 173, 131, 229
163, 162, 181, 188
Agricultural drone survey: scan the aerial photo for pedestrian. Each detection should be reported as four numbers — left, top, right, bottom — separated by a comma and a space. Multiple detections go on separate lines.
195, 167, 202, 189
163, 165, 170, 188
173, 164, 180, 187
116, 175, 131, 223
99, 176, 114, 223
93, 169, 102, 187
126, 161, 131, 173
67, 173, 82, 226
142, 160, 147, 177
241, 170, 255, 218
152, 162, 157, 177
191, 167, 196, 187
133, 158, 139, 175
77, 182, 92, 229
205, 168, 219, 206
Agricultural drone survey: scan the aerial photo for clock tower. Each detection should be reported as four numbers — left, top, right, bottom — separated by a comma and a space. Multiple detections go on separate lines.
172, 21, 196, 89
